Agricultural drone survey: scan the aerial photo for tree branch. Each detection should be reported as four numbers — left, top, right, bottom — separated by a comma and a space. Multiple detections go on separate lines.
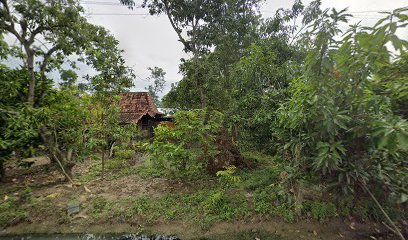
0, 0, 22, 42
40, 46, 59, 73
162, 0, 197, 55
28, 26, 45, 45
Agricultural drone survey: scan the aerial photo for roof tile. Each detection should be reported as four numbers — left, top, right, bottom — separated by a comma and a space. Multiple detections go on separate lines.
119, 92, 161, 123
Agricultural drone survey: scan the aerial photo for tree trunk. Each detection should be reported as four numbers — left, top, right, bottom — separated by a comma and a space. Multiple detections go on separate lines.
101, 150, 105, 180
25, 46, 36, 104
294, 181, 304, 217
0, 160, 5, 182
64, 162, 75, 180
199, 85, 207, 109
39, 127, 75, 184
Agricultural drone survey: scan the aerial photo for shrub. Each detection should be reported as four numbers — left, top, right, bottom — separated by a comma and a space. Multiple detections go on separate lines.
115, 149, 134, 160
148, 109, 223, 179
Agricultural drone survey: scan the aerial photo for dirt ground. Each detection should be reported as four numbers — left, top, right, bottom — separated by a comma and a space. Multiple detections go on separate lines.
0, 160, 398, 240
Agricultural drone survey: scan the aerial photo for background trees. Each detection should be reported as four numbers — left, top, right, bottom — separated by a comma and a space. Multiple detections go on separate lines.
0, 0, 406, 236
146, 66, 166, 107
0, 0, 135, 181
143, 0, 263, 108
144, 1, 408, 236
0, 0, 89, 104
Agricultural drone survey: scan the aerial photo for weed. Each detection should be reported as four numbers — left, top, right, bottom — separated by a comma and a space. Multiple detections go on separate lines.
216, 165, 240, 186
115, 149, 135, 160
77, 162, 102, 182
91, 196, 112, 215
274, 203, 296, 223
242, 151, 276, 163
238, 167, 281, 191
303, 201, 337, 223
197, 215, 219, 230
253, 189, 274, 215
0, 197, 28, 228
336, 195, 354, 217
20, 187, 33, 202
131, 196, 150, 216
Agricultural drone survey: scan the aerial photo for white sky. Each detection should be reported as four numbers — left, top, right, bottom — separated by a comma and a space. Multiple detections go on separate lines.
4, 0, 408, 96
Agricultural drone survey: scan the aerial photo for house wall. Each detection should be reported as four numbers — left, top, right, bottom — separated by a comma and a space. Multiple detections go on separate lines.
139, 115, 155, 138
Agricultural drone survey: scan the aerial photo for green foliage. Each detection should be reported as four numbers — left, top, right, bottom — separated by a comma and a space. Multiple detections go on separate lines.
216, 165, 241, 186
148, 109, 223, 178
351, 197, 406, 222
239, 167, 281, 191
142, 0, 262, 54
0, 0, 136, 180
253, 189, 274, 215
274, 6, 408, 204
303, 201, 337, 223
275, 203, 296, 223
91, 197, 112, 215
228, 39, 297, 152
115, 150, 134, 160
203, 191, 235, 219
131, 196, 150, 216
146, 66, 166, 107
0, 197, 28, 228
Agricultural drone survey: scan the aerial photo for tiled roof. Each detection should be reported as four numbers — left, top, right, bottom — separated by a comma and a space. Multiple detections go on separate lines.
119, 92, 161, 123
119, 112, 144, 124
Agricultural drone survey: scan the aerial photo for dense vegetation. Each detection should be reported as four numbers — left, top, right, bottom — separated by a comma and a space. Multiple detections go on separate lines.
0, 0, 407, 239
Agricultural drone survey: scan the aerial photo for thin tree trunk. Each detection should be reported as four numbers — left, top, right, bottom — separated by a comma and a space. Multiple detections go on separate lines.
26, 50, 36, 104
51, 151, 74, 185
40, 128, 75, 184
361, 183, 405, 240
101, 150, 105, 180
199, 85, 207, 109
0, 160, 5, 182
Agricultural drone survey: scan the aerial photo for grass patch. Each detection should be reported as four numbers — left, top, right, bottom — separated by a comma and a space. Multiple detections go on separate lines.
193, 230, 282, 240
0, 197, 28, 228
303, 200, 337, 223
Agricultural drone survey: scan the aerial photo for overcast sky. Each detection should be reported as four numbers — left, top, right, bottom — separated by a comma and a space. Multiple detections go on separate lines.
4, 0, 408, 97
81, 0, 407, 97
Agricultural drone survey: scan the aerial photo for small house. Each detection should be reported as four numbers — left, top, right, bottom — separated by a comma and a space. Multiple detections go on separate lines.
119, 92, 170, 137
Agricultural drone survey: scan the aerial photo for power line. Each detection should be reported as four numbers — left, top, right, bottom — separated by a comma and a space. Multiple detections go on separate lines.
81, 1, 122, 5
80, 0, 144, 9
87, 12, 149, 15
349, 9, 393, 13
261, 9, 394, 14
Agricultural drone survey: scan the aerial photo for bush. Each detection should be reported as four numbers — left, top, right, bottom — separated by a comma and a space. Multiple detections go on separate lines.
148, 109, 223, 179
115, 149, 134, 160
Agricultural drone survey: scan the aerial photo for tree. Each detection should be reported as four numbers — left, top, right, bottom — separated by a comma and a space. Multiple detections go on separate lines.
1, 0, 136, 181
228, 38, 297, 151
85, 27, 135, 179
0, 65, 39, 181
60, 69, 78, 89
0, 0, 91, 104
274, 7, 408, 238
146, 66, 166, 107
39, 87, 91, 181
141, 0, 262, 107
